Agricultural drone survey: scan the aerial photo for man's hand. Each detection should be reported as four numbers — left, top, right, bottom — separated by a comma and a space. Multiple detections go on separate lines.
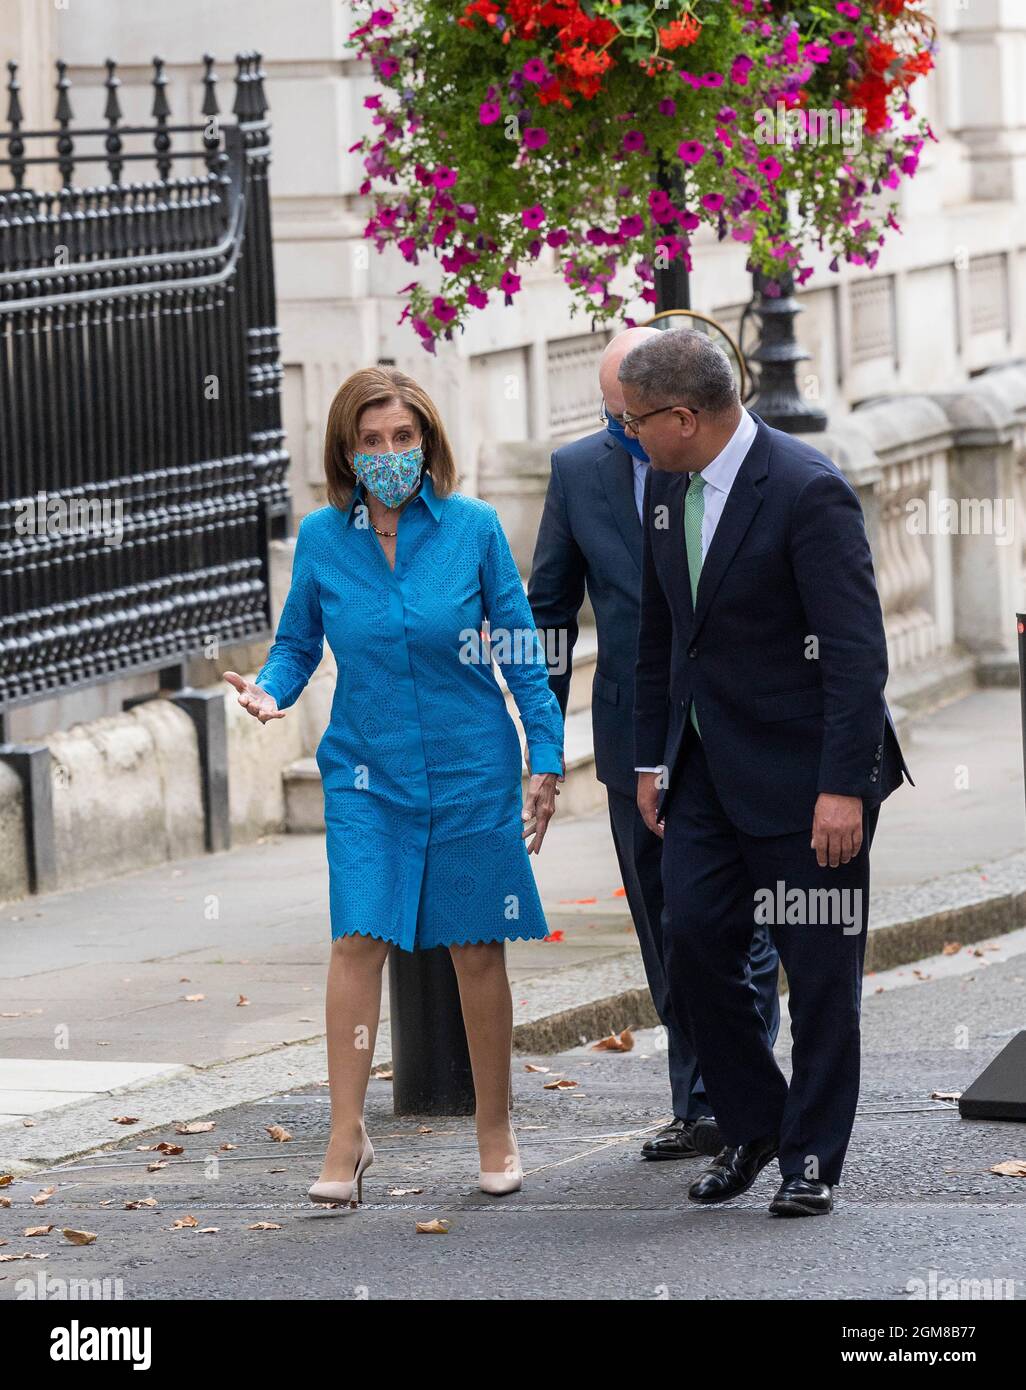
637, 771, 664, 840
811, 792, 863, 868
523, 773, 559, 854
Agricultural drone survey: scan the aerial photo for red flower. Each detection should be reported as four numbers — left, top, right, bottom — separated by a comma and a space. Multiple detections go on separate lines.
659, 16, 701, 51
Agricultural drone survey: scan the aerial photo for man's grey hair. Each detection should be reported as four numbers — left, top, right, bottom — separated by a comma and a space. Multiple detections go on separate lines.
617, 328, 739, 415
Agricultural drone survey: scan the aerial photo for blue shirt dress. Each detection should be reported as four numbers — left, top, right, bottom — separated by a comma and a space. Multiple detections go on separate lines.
255, 470, 565, 951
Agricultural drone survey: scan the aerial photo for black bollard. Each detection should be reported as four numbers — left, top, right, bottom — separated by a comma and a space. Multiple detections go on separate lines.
388, 944, 475, 1115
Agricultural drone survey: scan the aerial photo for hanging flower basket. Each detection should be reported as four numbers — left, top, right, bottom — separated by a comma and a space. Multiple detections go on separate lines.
350, 1, 937, 352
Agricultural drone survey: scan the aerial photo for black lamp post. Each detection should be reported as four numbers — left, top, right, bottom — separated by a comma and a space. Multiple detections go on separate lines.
746, 267, 827, 433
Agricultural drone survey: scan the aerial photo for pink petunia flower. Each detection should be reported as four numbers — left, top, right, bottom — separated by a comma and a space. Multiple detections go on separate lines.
523, 127, 549, 150
677, 140, 705, 164
522, 205, 545, 229
479, 101, 501, 125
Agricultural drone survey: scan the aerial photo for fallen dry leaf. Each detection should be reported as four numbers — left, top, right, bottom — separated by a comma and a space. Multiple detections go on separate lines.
111, 1116, 140, 1126
170, 1215, 199, 1229
237, 995, 250, 1007
31, 1188, 56, 1206
942, 942, 961, 955
415, 1218, 450, 1234
0, 1197, 10, 1208
174, 1121, 215, 1135
267, 1168, 286, 1174
218, 1143, 237, 1152
22, 1120, 35, 1127
0, 1252, 48, 1262
524, 1063, 550, 1073
61, 1229, 97, 1246
24, 1225, 52, 1237
248, 1222, 282, 1231
197, 1227, 219, 1234
123, 1198, 159, 1210
417, 1126, 433, 1134
388, 1187, 424, 1196
930, 1090, 961, 1102
146, 1161, 168, 1173
543, 1078, 578, 1090
372, 1068, 393, 1080
591, 1028, 634, 1053
990, 1160, 1026, 1178
0, 1175, 12, 1187
266, 1124, 292, 1143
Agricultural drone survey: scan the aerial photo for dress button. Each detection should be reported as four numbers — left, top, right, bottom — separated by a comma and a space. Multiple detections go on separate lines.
688, 647, 697, 658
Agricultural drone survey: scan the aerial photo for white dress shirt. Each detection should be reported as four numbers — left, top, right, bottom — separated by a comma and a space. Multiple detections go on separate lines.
635, 407, 758, 774
632, 455, 649, 521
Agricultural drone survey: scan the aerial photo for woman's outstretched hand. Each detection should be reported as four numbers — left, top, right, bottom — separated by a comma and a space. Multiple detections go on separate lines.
522, 772, 559, 854
224, 671, 285, 724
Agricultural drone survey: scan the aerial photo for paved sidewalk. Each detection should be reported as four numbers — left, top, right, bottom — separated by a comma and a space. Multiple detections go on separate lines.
1, 687, 1025, 1171
3, 950, 1025, 1300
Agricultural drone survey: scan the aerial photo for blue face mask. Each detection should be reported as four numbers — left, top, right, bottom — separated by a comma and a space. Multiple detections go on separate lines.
605, 412, 650, 464
351, 445, 425, 508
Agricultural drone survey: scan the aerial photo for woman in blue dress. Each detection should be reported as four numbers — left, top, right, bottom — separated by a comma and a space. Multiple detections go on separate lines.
225, 367, 564, 1207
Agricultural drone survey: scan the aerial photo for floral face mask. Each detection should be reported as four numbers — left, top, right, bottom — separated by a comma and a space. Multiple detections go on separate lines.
351, 445, 425, 508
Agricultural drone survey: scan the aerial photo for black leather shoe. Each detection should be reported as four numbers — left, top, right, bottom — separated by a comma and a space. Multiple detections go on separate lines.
691, 1117, 725, 1156
687, 1135, 779, 1204
642, 1118, 708, 1160
768, 1176, 834, 1217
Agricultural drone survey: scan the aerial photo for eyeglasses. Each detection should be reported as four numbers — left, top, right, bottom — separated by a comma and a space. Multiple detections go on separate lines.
621, 403, 702, 434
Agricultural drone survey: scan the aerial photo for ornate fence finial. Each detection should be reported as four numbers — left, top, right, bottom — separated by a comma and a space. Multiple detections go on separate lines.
54, 59, 75, 186
232, 51, 255, 123
251, 51, 268, 123
5, 60, 26, 189
201, 53, 225, 173
103, 58, 124, 184
151, 55, 171, 179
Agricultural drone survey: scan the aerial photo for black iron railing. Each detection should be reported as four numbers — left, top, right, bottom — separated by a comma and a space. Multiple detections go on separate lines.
0, 52, 289, 722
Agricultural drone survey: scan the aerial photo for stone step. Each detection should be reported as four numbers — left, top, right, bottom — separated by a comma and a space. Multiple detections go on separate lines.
283, 708, 603, 834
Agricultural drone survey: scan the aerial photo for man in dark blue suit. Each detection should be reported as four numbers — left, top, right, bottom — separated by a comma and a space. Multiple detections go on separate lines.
623, 329, 913, 1216
528, 328, 780, 1162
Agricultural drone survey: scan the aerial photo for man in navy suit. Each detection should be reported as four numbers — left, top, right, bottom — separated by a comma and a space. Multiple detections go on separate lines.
528, 328, 780, 1162
623, 328, 912, 1216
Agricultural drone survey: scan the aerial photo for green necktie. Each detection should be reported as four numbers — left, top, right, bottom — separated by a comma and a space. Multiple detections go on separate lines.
683, 473, 705, 735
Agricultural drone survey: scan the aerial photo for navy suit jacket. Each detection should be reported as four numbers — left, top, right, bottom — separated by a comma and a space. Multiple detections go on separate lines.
634, 412, 913, 836
527, 429, 645, 799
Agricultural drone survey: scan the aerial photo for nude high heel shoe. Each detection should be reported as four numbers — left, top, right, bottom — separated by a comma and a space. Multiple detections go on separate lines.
308, 1132, 374, 1208
479, 1132, 523, 1196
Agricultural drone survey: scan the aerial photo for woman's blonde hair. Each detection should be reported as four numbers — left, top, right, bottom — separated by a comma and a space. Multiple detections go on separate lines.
323, 366, 458, 511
